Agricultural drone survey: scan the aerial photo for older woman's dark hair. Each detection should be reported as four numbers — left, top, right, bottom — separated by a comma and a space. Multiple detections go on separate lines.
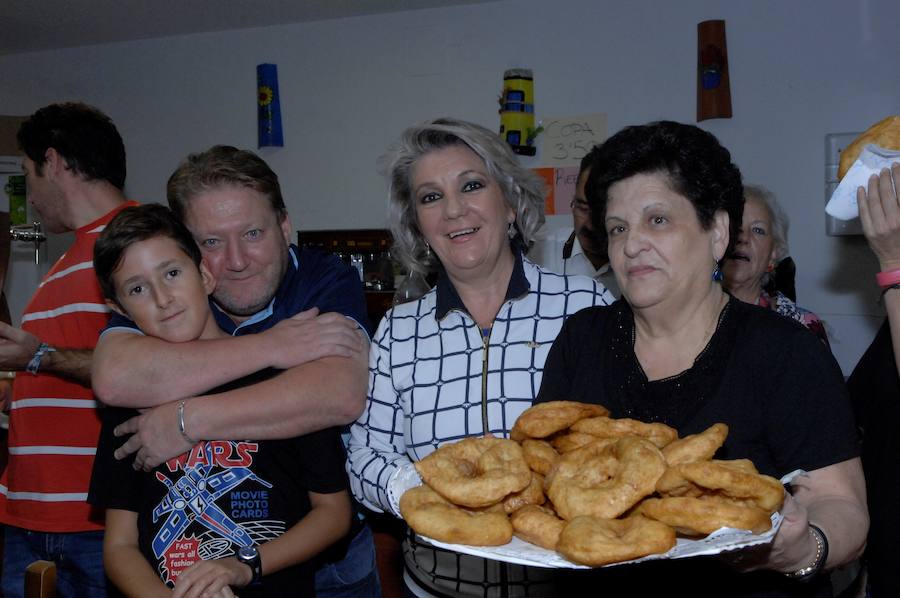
585, 121, 743, 254
382, 117, 546, 275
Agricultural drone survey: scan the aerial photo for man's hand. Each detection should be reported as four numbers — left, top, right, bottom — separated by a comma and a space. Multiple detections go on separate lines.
114, 401, 193, 470
173, 557, 248, 598
0, 322, 40, 371
858, 163, 900, 271
262, 308, 366, 370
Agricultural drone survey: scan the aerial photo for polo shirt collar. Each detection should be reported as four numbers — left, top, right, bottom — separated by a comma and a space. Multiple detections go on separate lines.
435, 245, 530, 320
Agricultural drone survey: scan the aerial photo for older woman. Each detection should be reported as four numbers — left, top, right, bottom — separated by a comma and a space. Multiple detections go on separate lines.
347, 118, 613, 597
723, 184, 829, 345
537, 121, 867, 597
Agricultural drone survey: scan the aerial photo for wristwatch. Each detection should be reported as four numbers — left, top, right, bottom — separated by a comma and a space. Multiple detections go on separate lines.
236, 545, 262, 586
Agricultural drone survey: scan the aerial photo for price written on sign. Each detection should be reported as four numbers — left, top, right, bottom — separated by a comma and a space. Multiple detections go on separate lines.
540, 113, 608, 167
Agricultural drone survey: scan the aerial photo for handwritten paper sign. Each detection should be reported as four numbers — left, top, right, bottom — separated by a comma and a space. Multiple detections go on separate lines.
540, 114, 608, 167
533, 166, 580, 215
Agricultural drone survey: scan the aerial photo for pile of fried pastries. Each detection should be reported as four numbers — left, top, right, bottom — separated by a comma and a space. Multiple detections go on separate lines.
399, 401, 785, 567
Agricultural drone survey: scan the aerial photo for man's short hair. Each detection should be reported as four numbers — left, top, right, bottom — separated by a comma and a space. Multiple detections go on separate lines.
166, 145, 287, 223
17, 102, 126, 190
94, 203, 202, 307
579, 145, 600, 177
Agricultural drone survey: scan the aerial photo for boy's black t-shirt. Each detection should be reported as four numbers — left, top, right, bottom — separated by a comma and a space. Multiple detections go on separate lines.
88, 369, 349, 597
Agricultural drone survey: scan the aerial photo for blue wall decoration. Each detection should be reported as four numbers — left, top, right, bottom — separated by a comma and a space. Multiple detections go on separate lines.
257, 63, 284, 147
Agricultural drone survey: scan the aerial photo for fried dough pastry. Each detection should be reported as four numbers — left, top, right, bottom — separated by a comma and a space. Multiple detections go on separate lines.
712, 458, 758, 474
678, 460, 784, 512
400, 485, 513, 546
838, 115, 900, 179
510, 401, 609, 441
658, 459, 766, 498
510, 505, 566, 550
655, 466, 703, 498
549, 431, 598, 454
399, 410, 783, 567
661, 423, 729, 465
544, 438, 617, 493
639, 496, 772, 536
415, 437, 531, 508
557, 515, 676, 567
548, 436, 666, 520
571, 416, 678, 448
521, 439, 559, 475
503, 472, 546, 513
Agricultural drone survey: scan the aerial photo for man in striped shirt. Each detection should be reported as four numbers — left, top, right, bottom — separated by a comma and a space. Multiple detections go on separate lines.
0, 103, 136, 597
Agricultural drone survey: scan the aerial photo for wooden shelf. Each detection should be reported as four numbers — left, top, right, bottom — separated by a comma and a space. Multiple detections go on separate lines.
297, 229, 396, 327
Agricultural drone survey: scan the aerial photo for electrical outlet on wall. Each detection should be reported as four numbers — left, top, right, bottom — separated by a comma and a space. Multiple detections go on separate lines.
825, 132, 862, 236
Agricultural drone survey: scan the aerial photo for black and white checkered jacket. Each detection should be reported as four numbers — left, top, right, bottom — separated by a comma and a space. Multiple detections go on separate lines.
348, 255, 613, 597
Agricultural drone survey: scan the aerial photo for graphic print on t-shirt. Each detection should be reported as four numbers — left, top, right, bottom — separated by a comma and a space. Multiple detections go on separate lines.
151, 441, 282, 585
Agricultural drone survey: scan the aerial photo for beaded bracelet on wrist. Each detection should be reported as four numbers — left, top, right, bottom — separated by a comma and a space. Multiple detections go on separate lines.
784, 524, 829, 581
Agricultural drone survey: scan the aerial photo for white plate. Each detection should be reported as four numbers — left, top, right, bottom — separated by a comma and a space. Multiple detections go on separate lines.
409, 470, 807, 569
420, 511, 783, 569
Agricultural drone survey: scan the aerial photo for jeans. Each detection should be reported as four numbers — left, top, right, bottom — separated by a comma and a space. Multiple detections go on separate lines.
1, 526, 110, 598
315, 524, 382, 598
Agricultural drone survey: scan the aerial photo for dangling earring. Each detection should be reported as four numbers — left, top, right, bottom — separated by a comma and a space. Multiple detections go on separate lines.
506, 221, 517, 240
712, 257, 723, 282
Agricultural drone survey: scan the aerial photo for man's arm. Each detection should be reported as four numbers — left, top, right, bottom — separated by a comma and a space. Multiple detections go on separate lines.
0, 321, 92, 384
188, 350, 368, 438
94, 309, 364, 407
94, 331, 276, 407
116, 348, 368, 469
103, 509, 171, 598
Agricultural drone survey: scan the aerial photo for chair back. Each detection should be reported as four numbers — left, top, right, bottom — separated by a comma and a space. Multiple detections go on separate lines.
25, 560, 56, 598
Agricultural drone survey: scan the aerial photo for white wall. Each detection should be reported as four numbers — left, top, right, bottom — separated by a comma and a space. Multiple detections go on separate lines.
0, 0, 897, 373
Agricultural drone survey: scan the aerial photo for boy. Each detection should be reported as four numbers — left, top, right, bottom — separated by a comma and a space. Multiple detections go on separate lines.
88, 204, 351, 596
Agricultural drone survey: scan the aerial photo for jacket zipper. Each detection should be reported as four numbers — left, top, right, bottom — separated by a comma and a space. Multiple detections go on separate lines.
481, 330, 490, 435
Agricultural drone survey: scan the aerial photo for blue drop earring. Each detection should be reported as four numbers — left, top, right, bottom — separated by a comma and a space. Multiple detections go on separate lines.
712, 258, 723, 282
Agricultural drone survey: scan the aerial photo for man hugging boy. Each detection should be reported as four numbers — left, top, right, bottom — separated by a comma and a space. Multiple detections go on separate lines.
88, 204, 351, 597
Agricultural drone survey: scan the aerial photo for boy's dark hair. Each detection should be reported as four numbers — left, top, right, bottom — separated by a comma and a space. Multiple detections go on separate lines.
167, 145, 286, 223
17, 102, 127, 190
94, 203, 202, 306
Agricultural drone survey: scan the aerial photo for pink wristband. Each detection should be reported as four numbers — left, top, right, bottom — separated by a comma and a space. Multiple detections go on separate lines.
877, 268, 900, 289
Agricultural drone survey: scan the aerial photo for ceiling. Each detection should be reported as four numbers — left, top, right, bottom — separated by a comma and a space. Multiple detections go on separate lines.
2, 0, 496, 56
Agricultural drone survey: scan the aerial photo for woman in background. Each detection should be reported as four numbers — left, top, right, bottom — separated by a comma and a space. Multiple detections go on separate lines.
347, 117, 612, 597
723, 184, 828, 345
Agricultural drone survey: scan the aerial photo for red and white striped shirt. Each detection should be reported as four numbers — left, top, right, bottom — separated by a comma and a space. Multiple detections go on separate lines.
0, 201, 137, 532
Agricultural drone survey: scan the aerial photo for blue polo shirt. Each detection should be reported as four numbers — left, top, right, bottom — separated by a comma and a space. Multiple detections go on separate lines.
210, 244, 369, 337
